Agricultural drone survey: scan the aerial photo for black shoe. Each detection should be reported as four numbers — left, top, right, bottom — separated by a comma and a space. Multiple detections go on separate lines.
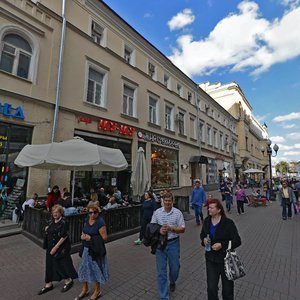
61, 280, 73, 293
170, 283, 176, 292
38, 285, 53, 295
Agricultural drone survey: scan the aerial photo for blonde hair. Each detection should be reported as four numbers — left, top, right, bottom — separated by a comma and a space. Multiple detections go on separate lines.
51, 204, 64, 216
87, 203, 101, 213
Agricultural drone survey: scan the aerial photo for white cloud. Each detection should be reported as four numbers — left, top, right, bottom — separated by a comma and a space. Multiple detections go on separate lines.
270, 136, 286, 143
283, 151, 300, 156
144, 13, 153, 18
281, 123, 296, 128
287, 132, 300, 139
281, 0, 300, 8
168, 1, 300, 77
167, 8, 195, 31
273, 112, 300, 122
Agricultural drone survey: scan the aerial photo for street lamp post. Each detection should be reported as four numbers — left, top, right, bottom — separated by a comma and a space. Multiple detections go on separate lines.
262, 139, 279, 200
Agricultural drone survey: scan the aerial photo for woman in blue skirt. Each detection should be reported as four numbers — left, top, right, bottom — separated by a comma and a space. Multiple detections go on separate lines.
75, 204, 109, 300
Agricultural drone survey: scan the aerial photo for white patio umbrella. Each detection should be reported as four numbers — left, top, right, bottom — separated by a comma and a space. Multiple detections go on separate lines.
243, 168, 264, 174
131, 147, 150, 200
14, 137, 128, 203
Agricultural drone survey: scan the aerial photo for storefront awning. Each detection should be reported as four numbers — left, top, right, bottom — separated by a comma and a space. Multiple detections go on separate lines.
189, 155, 208, 164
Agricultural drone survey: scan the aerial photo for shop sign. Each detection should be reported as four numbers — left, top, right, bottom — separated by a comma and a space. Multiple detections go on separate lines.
0, 135, 8, 148
0, 103, 25, 120
98, 118, 135, 137
137, 131, 180, 149
78, 116, 92, 124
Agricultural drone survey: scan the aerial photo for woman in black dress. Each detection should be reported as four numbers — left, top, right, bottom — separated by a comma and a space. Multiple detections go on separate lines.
38, 204, 77, 295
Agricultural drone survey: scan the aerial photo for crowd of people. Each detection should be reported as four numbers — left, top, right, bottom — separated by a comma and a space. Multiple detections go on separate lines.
20, 176, 300, 300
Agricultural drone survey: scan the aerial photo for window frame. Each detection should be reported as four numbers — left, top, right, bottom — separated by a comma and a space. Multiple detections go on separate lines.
149, 95, 159, 124
85, 62, 108, 108
165, 103, 174, 131
148, 61, 156, 79
122, 82, 137, 117
178, 111, 185, 135
0, 25, 39, 82
124, 44, 135, 66
90, 20, 106, 47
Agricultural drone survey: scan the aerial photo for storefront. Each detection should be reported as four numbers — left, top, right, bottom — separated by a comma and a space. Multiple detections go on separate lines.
0, 103, 31, 199
137, 130, 179, 190
206, 158, 218, 185
74, 118, 133, 196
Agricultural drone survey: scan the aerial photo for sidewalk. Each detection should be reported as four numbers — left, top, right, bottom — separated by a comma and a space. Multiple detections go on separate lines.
1, 199, 299, 300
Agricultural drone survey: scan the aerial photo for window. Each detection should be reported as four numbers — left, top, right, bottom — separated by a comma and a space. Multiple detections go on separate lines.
225, 136, 229, 152
199, 122, 205, 143
151, 145, 179, 189
177, 83, 182, 96
91, 21, 104, 46
124, 45, 134, 65
149, 96, 158, 124
188, 92, 192, 102
0, 33, 32, 79
178, 111, 185, 135
220, 133, 224, 150
190, 118, 196, 139
207, 126, 212, 145
164, 73, 170, 88
123, 84, 135, 116
86, 66, 106, 107
165, 104, 173, 130
148, 62, 156, 79
196, 97, 201, 109
214, 130, 218, 148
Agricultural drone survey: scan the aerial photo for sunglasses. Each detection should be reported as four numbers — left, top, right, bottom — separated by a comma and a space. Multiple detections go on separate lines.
89, 211, 98, 215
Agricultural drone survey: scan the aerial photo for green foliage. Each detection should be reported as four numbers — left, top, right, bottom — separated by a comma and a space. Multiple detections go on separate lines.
275, 161, 289, 174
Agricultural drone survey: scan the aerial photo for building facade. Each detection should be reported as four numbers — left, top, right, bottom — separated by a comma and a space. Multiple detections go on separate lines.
1, 0, 240, 202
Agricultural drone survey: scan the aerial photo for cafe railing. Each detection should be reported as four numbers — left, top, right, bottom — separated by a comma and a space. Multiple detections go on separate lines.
22, 205, 142, 249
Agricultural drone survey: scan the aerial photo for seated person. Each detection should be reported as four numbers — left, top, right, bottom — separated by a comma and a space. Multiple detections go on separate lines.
122, 192, 132, 206
251, 188, 259, 198
256, 189, 262, 198
22, 193, 38, 211
98, 187, 109, 207
103, 192, 119, 210
88, 188, 100, 207
113, 187, 122, 204
57, 192, 78, 216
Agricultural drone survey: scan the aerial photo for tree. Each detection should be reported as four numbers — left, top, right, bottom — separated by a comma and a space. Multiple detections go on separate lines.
275, 161, 289, 175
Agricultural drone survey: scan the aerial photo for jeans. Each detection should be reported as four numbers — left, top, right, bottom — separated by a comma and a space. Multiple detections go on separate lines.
155, 238, 180, 300
192, 204, 203, 224
225, 196, 232, 212
206, 259, 234, 300
282, 199, 292, 219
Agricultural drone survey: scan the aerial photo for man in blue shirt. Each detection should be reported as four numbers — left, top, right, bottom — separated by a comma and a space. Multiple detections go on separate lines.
191, 179, 207, 225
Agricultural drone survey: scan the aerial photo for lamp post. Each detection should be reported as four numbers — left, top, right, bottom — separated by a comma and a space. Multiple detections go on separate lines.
261, 139, 279, 200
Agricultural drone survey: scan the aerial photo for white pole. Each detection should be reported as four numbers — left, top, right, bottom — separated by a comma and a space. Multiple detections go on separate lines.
71, 168, 75, 206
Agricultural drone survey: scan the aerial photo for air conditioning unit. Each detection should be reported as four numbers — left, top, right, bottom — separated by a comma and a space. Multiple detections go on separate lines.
92, 21, 103, 35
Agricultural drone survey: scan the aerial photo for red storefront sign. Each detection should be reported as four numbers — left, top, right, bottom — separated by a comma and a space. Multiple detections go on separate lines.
98, 119, 135, 137
78, 117, 92, 124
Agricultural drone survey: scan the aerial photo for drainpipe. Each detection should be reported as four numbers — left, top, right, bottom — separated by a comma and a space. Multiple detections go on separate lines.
48, 0, 67, 189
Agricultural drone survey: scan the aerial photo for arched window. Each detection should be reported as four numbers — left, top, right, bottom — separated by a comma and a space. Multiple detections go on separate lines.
0, 33, 32, 79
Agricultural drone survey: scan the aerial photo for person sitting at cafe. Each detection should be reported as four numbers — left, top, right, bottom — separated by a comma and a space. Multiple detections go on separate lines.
57, 192, 78, 216
98, 187, 109, 207
103, 191, 119, 210
22, 193, 38, 211
88, 188, 100, 207
46, 185, 61, 211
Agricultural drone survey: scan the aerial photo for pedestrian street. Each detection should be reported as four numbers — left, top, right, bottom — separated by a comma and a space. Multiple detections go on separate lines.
1, 200, 299, 300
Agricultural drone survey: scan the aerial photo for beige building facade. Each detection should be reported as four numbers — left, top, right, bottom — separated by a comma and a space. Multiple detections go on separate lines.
1, 0, 240, 201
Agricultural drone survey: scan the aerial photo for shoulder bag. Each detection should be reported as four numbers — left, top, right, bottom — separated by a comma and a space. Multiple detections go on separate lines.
224, 240, 246, 280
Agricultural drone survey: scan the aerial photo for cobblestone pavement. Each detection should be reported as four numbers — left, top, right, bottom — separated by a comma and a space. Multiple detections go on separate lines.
1, 200, 300, 300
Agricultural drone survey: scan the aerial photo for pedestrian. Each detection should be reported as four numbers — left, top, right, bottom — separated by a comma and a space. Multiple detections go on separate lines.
220, 180, 226, 201
46, 185, 61, 211
278, 180, 296, 220
200, 199, 241, 300
150, 192, 185, 300
224, 182, 233, 213
75, 203, 109, 300
134, 191, 156, 245
235, 184, 246, 215
191, 179, 207, 225
38, 204, 77, 295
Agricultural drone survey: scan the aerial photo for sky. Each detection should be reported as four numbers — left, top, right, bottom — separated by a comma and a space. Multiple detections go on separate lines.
103, 0, 300, 164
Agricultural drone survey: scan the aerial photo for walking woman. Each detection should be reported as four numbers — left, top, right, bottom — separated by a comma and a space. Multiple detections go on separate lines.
38, 204, 77, 295
134, 191, 156, 245
200, 199, 241, 300
224, 182, 233, 213
75, 203, 109, 300
235, 184, 246, 215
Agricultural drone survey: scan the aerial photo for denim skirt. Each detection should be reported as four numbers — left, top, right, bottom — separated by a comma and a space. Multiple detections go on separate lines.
78, 247, 109, 284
